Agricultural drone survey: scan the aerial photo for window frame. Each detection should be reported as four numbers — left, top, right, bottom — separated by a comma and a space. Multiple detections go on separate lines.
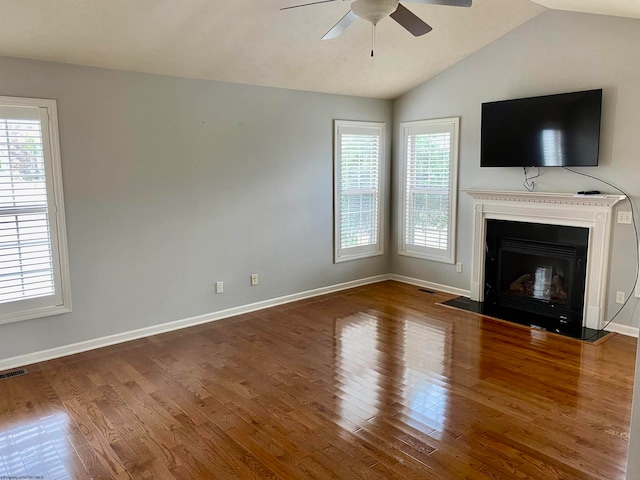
0, 96, 72, 325
334, 120, 386, 263
398, 117, 459, 264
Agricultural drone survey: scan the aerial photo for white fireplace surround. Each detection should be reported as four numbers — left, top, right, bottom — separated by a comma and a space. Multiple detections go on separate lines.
465, 190, 626, 330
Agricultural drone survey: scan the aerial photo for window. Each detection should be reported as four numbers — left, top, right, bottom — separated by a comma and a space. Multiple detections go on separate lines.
334, 120, 385, 262
399, 117, 459, 263
0, 96, 71, 324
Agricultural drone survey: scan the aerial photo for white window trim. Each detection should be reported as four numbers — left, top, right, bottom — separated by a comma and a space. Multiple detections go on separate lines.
0, 96, 72, 325
399, 117, 459, 264
334, 120, 386, 263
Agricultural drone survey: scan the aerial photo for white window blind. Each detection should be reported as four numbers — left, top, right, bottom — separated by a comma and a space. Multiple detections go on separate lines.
334, 121, 385, 262
400, 118, 459, 263
0, 97, 71, 324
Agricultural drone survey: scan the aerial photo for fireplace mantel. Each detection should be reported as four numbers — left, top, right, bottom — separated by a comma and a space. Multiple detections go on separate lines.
465, 190, 626, 329
465, 190, 625, 208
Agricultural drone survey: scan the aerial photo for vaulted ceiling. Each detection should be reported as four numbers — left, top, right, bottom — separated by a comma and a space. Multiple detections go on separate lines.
0, 0, 637, 99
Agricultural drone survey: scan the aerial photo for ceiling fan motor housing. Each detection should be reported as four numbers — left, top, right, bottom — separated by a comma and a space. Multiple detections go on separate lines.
351, 0, 400, 24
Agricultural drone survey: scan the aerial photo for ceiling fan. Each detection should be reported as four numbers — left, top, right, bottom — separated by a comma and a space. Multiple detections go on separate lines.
282, 0, 472, 54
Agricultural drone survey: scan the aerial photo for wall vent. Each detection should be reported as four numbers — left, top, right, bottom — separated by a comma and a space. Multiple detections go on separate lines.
0, 369, 28, 380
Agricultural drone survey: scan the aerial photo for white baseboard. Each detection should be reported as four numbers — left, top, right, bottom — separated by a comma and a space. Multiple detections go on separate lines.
8, 272, 628, 372
0, 274, 390, 372
604, 322, 639, 338
389, 274, 470, 297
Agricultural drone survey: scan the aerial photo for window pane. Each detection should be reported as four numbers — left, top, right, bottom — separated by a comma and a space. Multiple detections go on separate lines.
341, 192, 377, 248
334, 121, 384, 261
406, 192, 449, 249
401, 118, 459, 263
405, 132, 451, 250
0, 117, 55, 304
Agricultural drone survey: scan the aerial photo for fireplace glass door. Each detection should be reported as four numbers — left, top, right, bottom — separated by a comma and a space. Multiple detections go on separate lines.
498, 239, 575, 306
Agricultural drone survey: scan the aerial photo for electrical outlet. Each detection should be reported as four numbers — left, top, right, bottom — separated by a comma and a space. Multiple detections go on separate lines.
250, 273, 259, 286
616, 291, 625, 304
215, 281, 223, 294
456, 263, 463, 273
617, 211, 632, 224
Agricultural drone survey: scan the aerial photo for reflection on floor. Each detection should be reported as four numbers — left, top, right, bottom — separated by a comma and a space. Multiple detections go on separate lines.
0, 413, 71, 479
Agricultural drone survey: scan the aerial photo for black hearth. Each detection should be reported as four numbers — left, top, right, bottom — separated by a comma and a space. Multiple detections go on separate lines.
483, 220, 589, 338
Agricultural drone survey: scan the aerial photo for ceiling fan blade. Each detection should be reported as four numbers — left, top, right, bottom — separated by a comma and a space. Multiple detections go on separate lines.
390, 4, 432, 36
402, 0, 472, 7
322, 10, 357, 40
280, 0, 338, 11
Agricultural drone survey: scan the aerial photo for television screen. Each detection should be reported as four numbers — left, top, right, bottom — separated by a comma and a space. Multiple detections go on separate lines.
480, 89, 602, 167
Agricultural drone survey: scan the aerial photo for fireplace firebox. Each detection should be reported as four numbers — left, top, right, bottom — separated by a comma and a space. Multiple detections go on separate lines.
484, 220, 589, 337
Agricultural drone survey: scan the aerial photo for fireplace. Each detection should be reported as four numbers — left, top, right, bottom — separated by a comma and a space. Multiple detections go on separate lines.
483, 220, 588, 337
465, 190, 626, 334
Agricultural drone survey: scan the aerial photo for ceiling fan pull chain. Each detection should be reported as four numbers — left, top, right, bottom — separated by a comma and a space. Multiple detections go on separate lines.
371, 23, 376, 57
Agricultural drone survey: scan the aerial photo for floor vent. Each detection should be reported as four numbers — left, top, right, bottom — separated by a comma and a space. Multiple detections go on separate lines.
419, 288, 436, 294
0, 368, 28, 380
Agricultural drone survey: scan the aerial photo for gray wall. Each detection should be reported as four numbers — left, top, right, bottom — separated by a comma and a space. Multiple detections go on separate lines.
392, 10, 640, 328
0, 56, 392, 362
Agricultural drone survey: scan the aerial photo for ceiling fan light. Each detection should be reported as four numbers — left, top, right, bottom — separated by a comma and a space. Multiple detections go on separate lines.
351, 0, 400, 24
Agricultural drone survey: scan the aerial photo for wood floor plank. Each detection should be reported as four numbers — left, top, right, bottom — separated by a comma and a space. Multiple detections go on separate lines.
0, 281, 636, 479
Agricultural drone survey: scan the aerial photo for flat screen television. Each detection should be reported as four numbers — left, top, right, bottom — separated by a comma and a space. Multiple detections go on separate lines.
480, 89, 602, 167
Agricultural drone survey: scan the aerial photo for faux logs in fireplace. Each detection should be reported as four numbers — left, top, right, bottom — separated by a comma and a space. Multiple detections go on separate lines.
484, 220, 589, 338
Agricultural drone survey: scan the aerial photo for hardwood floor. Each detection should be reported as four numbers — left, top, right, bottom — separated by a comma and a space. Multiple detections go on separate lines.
0, 281, 636, 479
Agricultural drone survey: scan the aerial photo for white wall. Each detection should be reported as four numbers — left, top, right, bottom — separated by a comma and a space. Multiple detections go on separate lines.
0, 56, 392, 362
392, 10, 640, 329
